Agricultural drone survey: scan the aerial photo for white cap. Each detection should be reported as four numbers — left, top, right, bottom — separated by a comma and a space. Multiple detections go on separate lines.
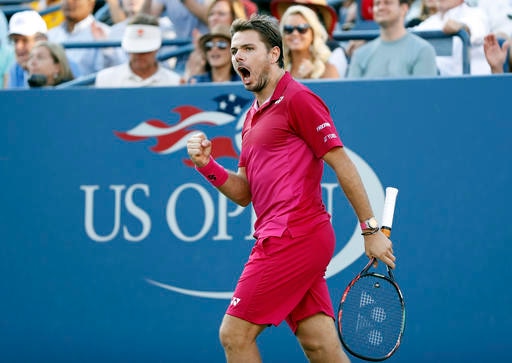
122, 24, 162, 53
9, 10, 48, 36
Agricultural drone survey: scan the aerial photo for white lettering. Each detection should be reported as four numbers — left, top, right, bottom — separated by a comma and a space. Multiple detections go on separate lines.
214, 193, 247, 240
123, 184, 151, 242
166, 183, 214, 242
316, 122, 330, 132
81, 185, 125, 242
323, 133, 338, 143
321, 183, 338, 216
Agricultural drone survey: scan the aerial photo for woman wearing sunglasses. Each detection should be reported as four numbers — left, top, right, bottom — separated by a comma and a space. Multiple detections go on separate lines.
183, 0, 248, 83
189, 25, 240, 83
279, 5, 339, 79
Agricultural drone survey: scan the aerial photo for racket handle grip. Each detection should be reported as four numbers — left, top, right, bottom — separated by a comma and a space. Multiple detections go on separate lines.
381, 226, 392, 238
381, 187, 399, 238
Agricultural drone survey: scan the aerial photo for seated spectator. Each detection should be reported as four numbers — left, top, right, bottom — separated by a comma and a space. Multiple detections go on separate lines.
348, 0, 437, 78
27, 41, 74, 87
207, 0, 248, 29
95, 13, 181, 87
280, 5, 340, 79
189, 24, 240, 83
48, 0, 121, 76
476, 0, 512, 39
106, 0, 151, 24
107, 0, 177, 66
413, 0, 491, 75
338, 0, 358, 31
483, 33, 510, 74
151, 0, 210, 39
6, 10, 48, 88
406, 0, 437, 28
150, 0, 213, 74
109, 0, 154, 39
270, 0, 348, 78
183, 0, 248, 83
0, 9, 14, 88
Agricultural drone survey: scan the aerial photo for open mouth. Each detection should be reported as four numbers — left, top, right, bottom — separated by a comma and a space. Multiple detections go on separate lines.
237, 66, 250, 79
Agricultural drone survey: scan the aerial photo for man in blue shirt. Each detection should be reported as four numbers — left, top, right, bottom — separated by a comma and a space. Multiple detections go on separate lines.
7, 10, 48, 88
348, 0, 437, 78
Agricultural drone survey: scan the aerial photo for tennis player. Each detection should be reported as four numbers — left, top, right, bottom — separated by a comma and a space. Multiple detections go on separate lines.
186, 14, 396, 363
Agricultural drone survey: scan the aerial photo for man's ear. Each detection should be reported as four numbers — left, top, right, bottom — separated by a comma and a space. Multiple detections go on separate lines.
270, 46, 281, 64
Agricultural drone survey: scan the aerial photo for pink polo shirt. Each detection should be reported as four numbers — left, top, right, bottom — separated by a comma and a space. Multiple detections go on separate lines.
239, 72, 343, 239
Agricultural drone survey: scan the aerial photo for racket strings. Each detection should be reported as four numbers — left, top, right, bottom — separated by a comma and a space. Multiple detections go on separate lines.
339, 275, 404, 360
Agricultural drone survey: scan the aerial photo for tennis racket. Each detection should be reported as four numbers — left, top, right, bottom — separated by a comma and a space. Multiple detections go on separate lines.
337, 187, 405, 361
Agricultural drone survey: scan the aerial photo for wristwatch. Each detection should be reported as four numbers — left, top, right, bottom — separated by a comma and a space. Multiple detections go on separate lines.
360, 217, 379, 235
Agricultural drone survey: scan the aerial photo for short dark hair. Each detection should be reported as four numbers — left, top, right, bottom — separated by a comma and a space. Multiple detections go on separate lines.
129, 13, 159, 27
231, 15, 284, 68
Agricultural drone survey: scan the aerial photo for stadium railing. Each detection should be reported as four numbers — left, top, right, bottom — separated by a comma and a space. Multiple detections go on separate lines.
332, 29, 471, 74
0, 0, 60, 16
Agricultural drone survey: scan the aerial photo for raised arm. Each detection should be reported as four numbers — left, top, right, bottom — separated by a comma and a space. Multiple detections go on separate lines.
187, 132, 252, 206
484, 33, 509, 74
181, 0, 211, 25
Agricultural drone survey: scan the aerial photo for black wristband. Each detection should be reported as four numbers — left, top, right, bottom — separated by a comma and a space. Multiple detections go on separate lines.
361, 227, 379, 236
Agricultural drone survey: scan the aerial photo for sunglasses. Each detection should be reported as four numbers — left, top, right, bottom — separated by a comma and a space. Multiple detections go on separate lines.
204, 40, 229, 51
283, 24, 311, 35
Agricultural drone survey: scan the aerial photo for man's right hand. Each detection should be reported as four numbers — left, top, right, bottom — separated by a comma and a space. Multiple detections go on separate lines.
187, 132, 212, 167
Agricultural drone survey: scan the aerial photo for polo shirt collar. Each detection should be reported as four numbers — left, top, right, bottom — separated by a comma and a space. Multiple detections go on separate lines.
64, 15, 94, 35
271, 71, 292, 103
253, 71, 292, 110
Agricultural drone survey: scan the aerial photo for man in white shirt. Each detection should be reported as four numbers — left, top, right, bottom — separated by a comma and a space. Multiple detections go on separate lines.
414, 0, 491, 75
48, 0, 120, 76
95, 13, 181, 88
475, 0, 512, 38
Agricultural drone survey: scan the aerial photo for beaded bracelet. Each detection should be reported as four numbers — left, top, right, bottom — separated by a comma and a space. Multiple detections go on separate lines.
361, 228, 380, 236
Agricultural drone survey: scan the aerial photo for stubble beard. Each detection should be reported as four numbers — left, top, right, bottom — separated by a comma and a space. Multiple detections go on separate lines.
245, 63, 271, 94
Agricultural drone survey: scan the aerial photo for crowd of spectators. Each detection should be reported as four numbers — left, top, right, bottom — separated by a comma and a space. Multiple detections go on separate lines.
0, 0, 511, 89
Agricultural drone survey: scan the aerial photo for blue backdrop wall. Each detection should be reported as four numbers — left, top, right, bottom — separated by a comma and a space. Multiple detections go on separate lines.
0, 75, 511, 363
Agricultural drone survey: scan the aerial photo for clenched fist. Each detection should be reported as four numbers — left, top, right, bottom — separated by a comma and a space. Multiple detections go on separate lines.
187, 132, 212, 168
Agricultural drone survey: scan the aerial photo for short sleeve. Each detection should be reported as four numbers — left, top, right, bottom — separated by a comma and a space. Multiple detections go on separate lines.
288, 89, 343, 159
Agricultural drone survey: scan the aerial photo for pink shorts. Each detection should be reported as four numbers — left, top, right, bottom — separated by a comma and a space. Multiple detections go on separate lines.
226, 221, 336, 333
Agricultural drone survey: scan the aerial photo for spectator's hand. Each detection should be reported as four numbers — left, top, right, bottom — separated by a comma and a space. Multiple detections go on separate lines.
187, 132, 212, 167
191, 28, 202, 47
184, 49, 206, 80
443, 19, 470, 36
91, 22, 108, 40
484, 33, 509, 74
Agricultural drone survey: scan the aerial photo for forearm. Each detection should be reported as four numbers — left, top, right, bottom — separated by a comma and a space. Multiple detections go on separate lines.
106, 0, 127, 23
324, 147, 374, 222
196, 158, 251, 206
490, 64, 504, 74
182, 0, 209, 24
217, 171, 252, 207
142, 0, 152, 14
336, 159, 374, 222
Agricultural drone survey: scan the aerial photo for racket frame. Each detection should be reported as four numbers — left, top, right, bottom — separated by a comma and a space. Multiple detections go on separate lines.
337, 257, 406, 361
